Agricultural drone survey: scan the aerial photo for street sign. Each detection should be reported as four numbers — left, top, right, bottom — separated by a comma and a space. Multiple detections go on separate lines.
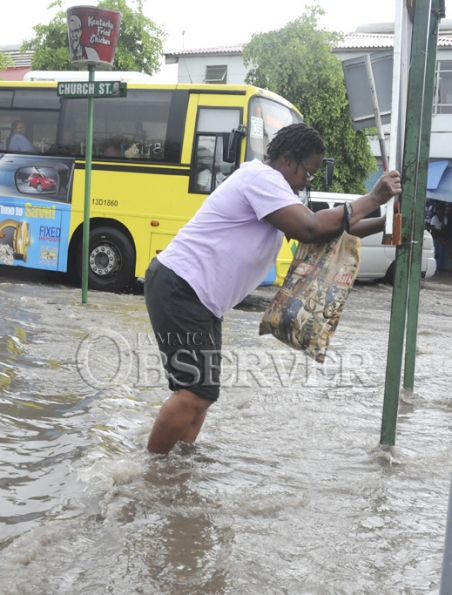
57, 80, 127, 98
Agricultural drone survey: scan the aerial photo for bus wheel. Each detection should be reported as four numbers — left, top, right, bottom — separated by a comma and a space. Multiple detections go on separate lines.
76, 227, 135, 292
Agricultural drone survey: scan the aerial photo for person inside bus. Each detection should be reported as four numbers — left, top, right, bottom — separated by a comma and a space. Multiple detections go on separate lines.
7, 120, 38, 153
196, 145, 227, 192
123, 122, 148, 159
197, 166, 227, 192
144, 122, 402, 455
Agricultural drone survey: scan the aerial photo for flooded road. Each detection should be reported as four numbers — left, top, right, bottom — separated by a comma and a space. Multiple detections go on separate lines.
0, 269, 451, 594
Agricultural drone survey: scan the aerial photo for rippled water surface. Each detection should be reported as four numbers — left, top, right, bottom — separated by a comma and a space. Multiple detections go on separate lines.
0, 271, 451, 594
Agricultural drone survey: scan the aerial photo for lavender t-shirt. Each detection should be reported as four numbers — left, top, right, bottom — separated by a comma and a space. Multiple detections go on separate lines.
157, 159, 300, 317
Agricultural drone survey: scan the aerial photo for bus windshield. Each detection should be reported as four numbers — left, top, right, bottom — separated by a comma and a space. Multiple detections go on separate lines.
246, 96, 303, 162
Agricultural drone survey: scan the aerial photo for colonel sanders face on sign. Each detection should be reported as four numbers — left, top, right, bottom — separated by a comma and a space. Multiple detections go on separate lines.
68, 15, 100, 62
69, 15, 83, 57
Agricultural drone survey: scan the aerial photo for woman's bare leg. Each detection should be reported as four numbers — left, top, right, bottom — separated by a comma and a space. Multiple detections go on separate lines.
147, 389, 212, 454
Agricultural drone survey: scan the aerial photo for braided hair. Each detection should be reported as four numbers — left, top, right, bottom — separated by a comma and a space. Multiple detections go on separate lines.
266, 123, 326, 164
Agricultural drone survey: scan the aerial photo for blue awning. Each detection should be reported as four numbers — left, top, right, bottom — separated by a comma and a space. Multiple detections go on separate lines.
427, 160, 452, 202
427, 159, 450, 190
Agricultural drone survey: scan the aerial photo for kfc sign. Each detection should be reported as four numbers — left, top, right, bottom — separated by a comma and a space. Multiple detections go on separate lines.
67, 6, 121, 69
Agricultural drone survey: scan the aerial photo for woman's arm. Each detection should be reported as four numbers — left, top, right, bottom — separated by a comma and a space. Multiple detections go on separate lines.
265, 170, 401, 244
350, 215, 385, 238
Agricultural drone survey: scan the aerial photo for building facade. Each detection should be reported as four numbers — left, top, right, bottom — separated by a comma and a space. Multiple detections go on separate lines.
165, 45, 247, 85
0, 45, 33, 81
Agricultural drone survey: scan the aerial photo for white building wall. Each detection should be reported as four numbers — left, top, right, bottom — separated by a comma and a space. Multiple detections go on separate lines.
176, 55, 249, 84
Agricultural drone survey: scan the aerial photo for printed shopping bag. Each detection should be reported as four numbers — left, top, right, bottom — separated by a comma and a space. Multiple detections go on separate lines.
259, 231, 360, 363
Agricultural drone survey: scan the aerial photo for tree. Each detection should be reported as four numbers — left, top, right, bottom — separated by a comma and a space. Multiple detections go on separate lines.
243, 5, 376, 194
0, 52, 14, 73
21, 0, 165, 75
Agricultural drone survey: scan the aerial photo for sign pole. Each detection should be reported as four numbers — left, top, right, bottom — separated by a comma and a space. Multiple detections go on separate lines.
81, 64, 95, 304
66, 5, 122, 304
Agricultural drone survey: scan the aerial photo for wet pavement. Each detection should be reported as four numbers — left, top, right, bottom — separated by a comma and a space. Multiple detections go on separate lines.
0, 268, 451, 594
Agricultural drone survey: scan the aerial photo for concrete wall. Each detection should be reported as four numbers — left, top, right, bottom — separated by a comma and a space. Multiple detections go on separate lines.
176, 55, 249, 85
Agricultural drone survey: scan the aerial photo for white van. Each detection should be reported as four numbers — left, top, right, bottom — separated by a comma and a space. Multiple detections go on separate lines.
309, 191, 436, 283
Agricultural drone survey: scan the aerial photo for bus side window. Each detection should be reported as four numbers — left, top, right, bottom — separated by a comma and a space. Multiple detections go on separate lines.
62, 90, 185, 163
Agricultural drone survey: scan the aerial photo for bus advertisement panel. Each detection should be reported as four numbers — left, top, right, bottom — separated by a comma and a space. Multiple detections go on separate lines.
0, 154, 74, 271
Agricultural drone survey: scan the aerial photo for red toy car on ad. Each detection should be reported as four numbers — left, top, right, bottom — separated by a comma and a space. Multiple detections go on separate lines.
28, 172, 57, 192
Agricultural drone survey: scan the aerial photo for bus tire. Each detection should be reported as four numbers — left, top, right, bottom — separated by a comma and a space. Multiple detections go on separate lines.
76, 227, 135, 292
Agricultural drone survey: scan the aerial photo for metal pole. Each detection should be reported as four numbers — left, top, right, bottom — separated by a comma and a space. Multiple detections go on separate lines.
380, 0, 431, 446
81, 65, 95, 304
440, 468, 452, 594
385, 0, 411, 240
404, 0, 442, 389
364, 54, 389, 171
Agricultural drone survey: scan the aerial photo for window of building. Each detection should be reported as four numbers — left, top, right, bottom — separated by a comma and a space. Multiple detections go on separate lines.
434, 60, 452, 114
205, 65, 227, 84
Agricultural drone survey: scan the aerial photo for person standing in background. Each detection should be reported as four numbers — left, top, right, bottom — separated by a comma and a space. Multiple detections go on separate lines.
430, 202, 448, 272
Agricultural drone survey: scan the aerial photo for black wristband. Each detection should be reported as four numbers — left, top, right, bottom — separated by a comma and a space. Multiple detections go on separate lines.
343, 202, 353, 233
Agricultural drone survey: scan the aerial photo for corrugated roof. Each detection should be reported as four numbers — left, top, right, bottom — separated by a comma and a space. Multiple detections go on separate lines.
165, 44, 244, 58
337, 31, 452, 50
336, 33, 394, 49
0, 44, 32, 68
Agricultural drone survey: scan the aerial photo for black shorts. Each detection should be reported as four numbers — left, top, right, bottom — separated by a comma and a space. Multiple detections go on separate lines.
144, 258, 222, 401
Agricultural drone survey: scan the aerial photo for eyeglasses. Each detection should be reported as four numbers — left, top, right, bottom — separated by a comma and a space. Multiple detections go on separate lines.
300, 162, 315, 183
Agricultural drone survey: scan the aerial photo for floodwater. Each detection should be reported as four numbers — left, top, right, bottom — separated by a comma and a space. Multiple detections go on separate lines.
0, 269, 451, 595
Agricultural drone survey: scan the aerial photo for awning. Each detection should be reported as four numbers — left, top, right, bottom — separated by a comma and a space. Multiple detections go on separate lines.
426, 160, 452, 202
427, 159, 449, 190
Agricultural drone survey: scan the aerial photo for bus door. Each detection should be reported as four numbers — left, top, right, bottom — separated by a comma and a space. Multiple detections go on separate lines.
188, 104, 244, 195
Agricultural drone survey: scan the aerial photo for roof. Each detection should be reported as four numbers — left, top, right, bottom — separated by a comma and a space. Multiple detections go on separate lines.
165, 44, 244, 59
0, 44, 33, 68
336, 33, 395, 50
336, 31, 452, 51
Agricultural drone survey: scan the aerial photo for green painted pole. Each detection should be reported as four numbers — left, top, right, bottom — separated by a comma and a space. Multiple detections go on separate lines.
404, 0, 443, 390
81, 65, 95, 304
380, 0, 432, 446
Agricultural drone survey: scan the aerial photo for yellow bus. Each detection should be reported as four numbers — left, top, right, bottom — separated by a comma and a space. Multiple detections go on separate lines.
0, 76, 303, 292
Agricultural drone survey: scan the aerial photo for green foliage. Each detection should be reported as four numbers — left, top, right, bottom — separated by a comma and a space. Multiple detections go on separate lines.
243, 4, 377, 194
21, 0, 165, 75
0, 52, 14, 72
